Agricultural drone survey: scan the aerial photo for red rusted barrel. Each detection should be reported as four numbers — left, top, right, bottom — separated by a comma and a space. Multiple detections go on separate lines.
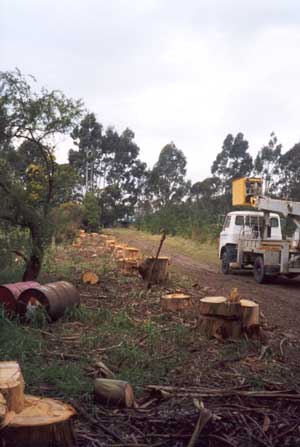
0, 282, 40, 314
17, 281, 80, 321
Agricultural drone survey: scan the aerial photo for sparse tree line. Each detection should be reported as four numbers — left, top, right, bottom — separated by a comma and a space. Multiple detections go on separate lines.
0, 69, 300, 278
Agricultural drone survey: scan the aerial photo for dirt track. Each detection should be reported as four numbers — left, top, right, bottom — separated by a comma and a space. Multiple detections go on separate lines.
113, 231, 300, 337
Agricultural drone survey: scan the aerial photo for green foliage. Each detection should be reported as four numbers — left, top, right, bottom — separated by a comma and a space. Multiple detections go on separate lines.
211, 132, 253, 193
147, 142, 190, 208
50, 202, 83, 243
0, 69, 83, 279
82, 192, 100, 232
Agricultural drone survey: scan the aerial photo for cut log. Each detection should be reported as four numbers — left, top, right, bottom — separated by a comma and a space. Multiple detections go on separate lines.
94, 379, 135, 408
95, 361, 115, 379
0, 362, 25, 413
161, 293, 192, 311
1, 394, 76, 447
82, 271, 100, 285
138, 257, 169, 284
240, 299, 259, 328
198, 316, 242, 339
199, 296, 241, 319
121, 258, 138, 272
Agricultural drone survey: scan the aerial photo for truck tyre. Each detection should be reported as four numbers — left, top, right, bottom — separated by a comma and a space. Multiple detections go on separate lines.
221, 249, 230, 274
254, 256, 266, 284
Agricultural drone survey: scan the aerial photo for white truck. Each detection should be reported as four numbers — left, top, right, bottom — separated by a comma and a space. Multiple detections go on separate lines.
219, 177, 300, 283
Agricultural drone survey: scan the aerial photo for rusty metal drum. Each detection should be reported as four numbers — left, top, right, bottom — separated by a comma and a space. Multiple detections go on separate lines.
0, 282, 40, 315
17, 281, 80, 321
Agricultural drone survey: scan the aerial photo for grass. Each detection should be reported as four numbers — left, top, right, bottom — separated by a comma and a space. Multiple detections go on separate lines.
1, 233, 299, 413
109, 227, 219, 266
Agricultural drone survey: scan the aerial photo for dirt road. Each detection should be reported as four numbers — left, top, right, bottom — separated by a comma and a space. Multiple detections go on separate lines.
112, 230, 300, 336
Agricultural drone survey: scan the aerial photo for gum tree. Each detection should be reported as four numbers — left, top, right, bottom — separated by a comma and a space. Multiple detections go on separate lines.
0, 69, 83, 280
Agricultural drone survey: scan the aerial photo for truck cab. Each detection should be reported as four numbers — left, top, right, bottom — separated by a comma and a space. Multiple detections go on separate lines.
219, 211, 282, 274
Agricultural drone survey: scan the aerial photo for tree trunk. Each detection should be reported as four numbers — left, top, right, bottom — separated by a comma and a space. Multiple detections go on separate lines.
22, 255, 42, 281
22, 224, 44, 281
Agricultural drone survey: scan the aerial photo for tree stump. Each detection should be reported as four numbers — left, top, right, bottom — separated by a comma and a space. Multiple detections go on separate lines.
138, 257, 169, 284
240, 299, 259, 328
94, 379, 135, 408
161, 293, 191, 311
199, 296, 242, 318
114, 245, 127, 259
0, 362, 76, 446
0, 362, 25, 413
121, 258, 138, 273
1, 395, 76, 447
82, 271, 100, 285
124, 247, 140, 260
198, 296, 260, 340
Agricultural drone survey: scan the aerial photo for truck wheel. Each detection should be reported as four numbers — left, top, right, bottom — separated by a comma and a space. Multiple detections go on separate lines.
221, 249, 230, 274
254, 256, 266, 284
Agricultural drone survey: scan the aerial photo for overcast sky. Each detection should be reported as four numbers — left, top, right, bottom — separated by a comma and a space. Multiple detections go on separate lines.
1, 0, 300, 182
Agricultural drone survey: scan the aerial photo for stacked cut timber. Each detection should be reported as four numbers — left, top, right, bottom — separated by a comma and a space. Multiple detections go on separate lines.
198, 296, 259, 340
0, 362, 76, 447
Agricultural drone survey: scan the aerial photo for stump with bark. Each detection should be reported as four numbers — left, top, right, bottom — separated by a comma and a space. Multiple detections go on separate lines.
124, 247, 140, 260
198, 296, 260, 340
94, 379, 135, 408
0, 361, 76, 447
138, 257, 169, 284
161, 293, 192, 311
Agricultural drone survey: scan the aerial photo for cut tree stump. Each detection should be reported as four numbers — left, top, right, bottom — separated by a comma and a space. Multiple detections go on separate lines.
1, 395, 76, 447
199, 296, 242, 319
240, 299, 259, 328
82, 271, 100, 285
0, 361, 76, 446
94, 379, 135, 408
0, 362, 25, 413
198, 316, 242, 339
124, 247, 140, 260
161, 293, 192, 311
198, 296, 260, 340
138, 257, 169, 284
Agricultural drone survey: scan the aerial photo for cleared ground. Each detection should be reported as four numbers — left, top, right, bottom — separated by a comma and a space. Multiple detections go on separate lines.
0, 230, 299, 446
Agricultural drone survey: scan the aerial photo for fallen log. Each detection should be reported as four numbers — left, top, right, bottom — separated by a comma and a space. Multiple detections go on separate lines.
82, 271, 100, 285
94, 379, 135, 408
161, 293, 192, 311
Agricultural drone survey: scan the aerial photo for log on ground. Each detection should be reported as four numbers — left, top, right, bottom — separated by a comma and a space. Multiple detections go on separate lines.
82, 271, 100, 285
94, 379, 135, 408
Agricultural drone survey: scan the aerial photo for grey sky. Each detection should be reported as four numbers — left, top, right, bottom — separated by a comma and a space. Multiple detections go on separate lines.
1, 0, 300, 182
